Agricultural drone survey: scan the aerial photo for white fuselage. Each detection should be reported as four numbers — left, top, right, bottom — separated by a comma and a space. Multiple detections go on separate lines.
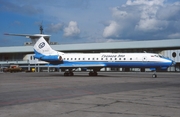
58, 52, 173, 69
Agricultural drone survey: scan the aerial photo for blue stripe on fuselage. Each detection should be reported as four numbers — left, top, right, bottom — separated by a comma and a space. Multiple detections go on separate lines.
61, 60, 172, 68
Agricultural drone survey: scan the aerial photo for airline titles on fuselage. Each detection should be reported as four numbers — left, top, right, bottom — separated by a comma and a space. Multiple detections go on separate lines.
101, 54, 125, 58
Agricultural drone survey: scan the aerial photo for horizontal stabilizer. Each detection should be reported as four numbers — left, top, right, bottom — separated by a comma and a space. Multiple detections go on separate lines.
4, 33, 50, 39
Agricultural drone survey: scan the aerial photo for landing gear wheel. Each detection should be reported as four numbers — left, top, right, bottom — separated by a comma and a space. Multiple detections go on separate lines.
152, 74, 157, 78
89, 71, 98, 76
64, 71, 74, 76
69, 72, 74, 76
64, 72, 69, 76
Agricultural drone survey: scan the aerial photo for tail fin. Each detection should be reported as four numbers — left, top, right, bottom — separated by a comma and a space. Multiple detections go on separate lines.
4, 33, 64, 62
34, 36, 58, 55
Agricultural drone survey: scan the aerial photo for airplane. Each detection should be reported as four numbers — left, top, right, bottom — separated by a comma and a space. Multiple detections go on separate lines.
5, 33, 175, 78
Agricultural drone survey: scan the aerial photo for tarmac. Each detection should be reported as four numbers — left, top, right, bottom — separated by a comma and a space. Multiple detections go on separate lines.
0, 72, 180, 117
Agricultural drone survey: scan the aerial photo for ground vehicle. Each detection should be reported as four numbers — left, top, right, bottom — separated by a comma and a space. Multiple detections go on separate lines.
4, 65, 23, 73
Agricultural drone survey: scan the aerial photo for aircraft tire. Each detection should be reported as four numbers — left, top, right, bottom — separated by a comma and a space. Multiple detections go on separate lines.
89, 72, 98, 76
64, 72, 69, 76
69, 72, 74, 76
152, 74, 157, 78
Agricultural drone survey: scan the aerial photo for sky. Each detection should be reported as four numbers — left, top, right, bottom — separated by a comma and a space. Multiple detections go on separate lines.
0, 0, 180, 46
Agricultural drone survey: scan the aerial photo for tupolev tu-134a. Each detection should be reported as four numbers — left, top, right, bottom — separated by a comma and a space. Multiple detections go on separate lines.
5, 33, 175, 78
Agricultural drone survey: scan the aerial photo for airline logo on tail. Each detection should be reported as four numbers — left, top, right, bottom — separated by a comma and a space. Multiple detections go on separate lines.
38, 42, 45, 49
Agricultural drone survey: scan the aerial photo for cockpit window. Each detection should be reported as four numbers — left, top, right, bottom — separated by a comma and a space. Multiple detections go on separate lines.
151, 54, 161, 57
158, 54, 164, 58
155, 55, 158, 57
153, 55, 159, 57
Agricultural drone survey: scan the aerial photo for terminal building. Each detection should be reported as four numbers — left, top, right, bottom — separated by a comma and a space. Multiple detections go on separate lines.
0, 37, 180, 72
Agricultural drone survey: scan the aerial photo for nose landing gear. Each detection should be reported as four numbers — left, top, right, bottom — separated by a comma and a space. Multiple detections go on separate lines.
152, 69, 157, 78
152, 74, 157, 78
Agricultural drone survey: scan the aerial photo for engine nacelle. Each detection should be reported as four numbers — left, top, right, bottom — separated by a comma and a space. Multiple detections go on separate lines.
35, 55, 63, 62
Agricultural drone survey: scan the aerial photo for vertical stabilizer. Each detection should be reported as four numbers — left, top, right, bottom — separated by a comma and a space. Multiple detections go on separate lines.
4, 33, 64, 62
33, 36, 58, 55
4, 33, 56, 55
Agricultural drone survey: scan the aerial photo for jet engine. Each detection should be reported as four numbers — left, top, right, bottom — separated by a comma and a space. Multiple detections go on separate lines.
35, 55, 63, 62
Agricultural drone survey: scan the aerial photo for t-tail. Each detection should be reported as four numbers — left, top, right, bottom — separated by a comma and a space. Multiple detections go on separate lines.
4, 33, 64, 64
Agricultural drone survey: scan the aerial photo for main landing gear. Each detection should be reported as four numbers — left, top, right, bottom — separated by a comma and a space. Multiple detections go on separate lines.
64, 70, 74, 76
63, 69, 99, 76
89, 71, 98, 76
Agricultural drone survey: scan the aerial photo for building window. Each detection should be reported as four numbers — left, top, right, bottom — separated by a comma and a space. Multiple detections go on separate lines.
172, 52, 176, 58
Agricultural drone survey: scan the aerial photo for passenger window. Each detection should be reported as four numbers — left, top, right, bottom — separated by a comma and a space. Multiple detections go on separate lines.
119, 58, 121, 60
83, 58, 85, 60
88, 58, 90, 60
67, 58, 69, 60
74, 58, 76, 60
130, 58, 132, 60
124, 58, 126, 60
106, 58, 108, 60
71, 58, 73, 60
79, 58, 80, 60
101, 58, 103, 60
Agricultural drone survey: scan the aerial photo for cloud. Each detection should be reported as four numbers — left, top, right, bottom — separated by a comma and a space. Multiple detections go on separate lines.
103, 0, 180, 40
135, 18, 168, 32
0, 0, 43, 15
45, 23, 64, 33
168, 33, 180, 38
126, 0, 164, 6
63, 21, 81, 38
103, 21, 121, 38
